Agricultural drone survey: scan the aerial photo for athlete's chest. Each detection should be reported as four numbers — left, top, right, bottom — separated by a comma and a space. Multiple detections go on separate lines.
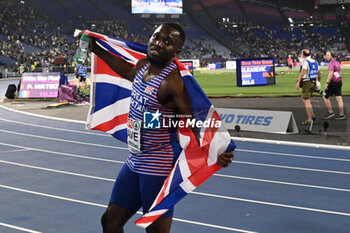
139, 72, 170, 105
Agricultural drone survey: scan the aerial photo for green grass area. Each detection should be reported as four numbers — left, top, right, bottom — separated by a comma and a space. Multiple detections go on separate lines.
194, 66, 350, 97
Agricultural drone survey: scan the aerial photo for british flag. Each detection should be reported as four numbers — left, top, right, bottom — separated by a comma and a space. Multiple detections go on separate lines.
85, 31, 236, 228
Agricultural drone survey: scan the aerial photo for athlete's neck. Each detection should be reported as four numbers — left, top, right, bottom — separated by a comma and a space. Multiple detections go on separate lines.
148, 59, 174, 75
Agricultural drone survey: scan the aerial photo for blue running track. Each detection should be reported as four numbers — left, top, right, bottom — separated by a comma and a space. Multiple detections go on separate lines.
0, 107, 349, 233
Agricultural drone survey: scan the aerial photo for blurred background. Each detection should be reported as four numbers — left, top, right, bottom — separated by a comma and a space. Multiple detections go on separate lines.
0, 0, 349, 77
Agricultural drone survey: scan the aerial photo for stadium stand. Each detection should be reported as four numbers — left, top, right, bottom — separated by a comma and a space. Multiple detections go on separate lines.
0, 0, 349, 76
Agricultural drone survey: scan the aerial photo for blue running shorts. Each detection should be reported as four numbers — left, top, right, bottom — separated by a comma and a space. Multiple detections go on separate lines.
110, 163, 174, 218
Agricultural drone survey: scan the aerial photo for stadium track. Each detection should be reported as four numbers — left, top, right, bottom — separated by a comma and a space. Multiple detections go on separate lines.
0, 80, 350, 232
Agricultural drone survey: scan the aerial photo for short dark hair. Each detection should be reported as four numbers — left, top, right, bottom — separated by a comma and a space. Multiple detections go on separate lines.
163, 23, 185, 48
328, 50, 335, 58
302, 49, 310, 57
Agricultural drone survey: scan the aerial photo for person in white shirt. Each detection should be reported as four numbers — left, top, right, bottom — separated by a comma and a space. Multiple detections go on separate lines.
296, 49, 322, 125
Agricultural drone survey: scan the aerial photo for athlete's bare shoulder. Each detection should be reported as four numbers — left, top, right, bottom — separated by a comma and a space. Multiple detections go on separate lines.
135, 58, 148, 70
165, 66, 183, 91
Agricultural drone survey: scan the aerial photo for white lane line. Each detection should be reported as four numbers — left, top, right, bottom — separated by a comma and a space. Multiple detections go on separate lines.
170, 218, 258, 233
0, 149, 30, 154
1, 115, 349, 156
0, 129, 128, 150
2, 158, 350, 215
0, 159, 115, 182
234, 161, 350, 175
233, 137, 350, 151
0, 184, 106, 208
214, 174, 350, 192
237, 149, 350, 162
0, 117, 109, 137
1, 103, 350, 152
0, 184, 257, 233
1, 141, 350, 192
0, 222, 42, 233
192, 191, 350, 217
0, 104, 86, 124
0, 142, 125, 164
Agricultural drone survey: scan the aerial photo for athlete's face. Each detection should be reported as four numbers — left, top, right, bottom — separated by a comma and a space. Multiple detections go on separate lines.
147, 25, 182, 67
326, 52, 332, 61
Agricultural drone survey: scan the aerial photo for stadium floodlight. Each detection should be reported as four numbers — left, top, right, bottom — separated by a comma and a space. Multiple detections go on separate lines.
232, 25, 238, 28
20, 0, 25, 4
288, 17, 293, 23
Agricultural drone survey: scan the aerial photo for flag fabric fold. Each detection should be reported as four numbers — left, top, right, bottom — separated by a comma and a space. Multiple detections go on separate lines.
85, 31, 236, 228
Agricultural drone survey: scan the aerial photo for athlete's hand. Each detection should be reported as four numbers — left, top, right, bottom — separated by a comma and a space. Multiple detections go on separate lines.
296, 82, 300, 90
217, 151, 234, 168
78, 30, 97, 53
325, 83, 329, 90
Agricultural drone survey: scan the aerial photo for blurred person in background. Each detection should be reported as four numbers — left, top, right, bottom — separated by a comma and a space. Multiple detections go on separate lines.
74, 62, 87, 90
323, 51, 346, 120
296, 49, 321, 125
287, 55, 293, 74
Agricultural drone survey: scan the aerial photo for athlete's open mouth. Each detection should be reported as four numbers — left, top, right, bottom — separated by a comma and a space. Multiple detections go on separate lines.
150, 49, 160, 56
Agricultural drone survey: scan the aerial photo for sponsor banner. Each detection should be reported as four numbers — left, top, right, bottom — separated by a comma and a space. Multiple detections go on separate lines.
208, 63, 216, 70
341, 61, 350, 66
180, 59, 200, 68
19, 73, 60, 98
226, 61, 236, 69
216, 108, 298, 134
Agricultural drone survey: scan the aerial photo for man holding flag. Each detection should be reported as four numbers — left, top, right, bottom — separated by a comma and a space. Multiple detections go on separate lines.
82, 23, 235, 233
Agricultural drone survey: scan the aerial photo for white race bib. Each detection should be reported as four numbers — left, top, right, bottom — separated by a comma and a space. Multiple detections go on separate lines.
127, 118, 142, 153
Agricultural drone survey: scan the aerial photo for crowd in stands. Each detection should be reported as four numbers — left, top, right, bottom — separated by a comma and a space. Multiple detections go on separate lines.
0, 1, 349, 75
0, 2, 77, 72
225, 23, 349, 65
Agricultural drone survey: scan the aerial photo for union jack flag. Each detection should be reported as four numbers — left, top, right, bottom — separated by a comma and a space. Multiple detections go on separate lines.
85, 31, 236, 228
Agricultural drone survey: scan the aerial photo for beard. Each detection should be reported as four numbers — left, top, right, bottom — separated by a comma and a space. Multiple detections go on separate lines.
147, 52, 171, 67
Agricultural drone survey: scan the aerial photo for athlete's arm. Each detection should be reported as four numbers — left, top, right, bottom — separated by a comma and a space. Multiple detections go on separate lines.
164, 70, 234, 167
164, 70, 200, 144
81, 31, 136, 81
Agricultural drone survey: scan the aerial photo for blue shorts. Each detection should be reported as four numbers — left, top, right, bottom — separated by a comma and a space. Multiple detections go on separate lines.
110, 163, 174, 218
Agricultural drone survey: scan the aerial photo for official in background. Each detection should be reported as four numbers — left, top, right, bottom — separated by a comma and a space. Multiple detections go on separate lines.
296, 49, 321, 125
323, 51, 346, 120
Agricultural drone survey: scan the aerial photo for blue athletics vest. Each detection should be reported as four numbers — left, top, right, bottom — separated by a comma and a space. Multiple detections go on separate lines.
126, 62, 182, 176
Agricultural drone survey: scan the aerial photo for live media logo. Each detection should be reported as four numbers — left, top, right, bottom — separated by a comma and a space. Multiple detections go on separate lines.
143, 110, 221, 129
143, 110, 161, 129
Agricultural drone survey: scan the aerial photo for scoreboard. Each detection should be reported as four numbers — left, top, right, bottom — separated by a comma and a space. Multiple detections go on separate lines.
236, 58, 276, 87
19, 73, 60, 98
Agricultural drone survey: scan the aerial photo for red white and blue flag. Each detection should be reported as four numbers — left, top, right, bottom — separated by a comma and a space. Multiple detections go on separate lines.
85, 31, 236, 228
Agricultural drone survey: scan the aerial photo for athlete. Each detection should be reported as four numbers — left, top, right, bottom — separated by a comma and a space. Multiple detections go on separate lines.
74, 62, 87, 89
83, 23, 234, 233
296, 49, 321, 125
323, 51, 346, 120
287, 55, 293, 74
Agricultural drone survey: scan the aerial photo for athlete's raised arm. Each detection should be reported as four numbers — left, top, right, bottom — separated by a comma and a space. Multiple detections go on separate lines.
80, 31, 136, 82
